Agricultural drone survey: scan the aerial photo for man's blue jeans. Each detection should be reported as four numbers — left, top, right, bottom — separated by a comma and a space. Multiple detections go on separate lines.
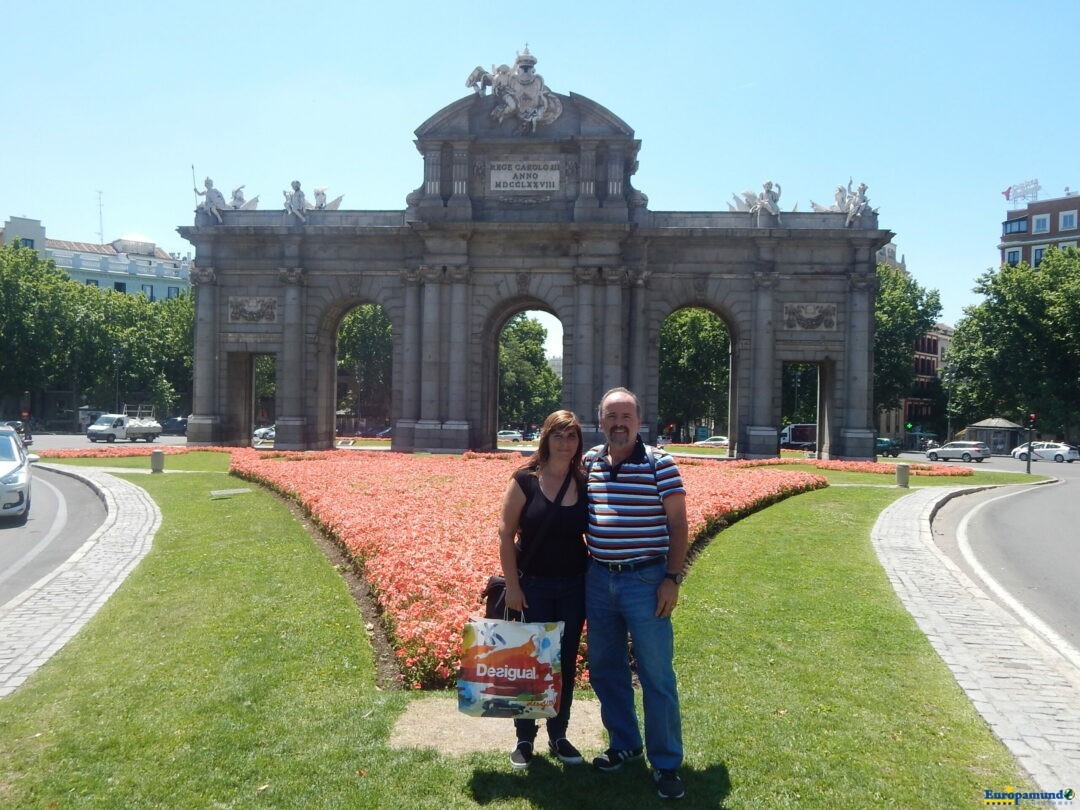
514, 573, 586, 743
586, 559, 683, 770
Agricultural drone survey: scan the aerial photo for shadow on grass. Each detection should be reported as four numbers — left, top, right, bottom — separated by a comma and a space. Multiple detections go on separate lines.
468, 758, 731, 808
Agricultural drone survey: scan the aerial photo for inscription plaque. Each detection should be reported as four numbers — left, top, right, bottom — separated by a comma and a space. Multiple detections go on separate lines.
489, 159, 560, 192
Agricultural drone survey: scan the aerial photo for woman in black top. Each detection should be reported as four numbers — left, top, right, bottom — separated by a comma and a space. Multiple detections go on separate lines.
498, 409, 589, 769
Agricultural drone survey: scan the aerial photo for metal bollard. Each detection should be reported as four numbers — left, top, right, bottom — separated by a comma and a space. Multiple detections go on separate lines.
150, 449, 165, 474
895, 463, 909, 488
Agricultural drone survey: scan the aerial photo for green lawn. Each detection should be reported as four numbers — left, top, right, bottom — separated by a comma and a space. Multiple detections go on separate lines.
0, 459, 1033, 807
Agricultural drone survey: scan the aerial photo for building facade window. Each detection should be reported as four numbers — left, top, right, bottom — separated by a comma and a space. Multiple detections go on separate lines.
1060, 210, 1077, 231
140, 284, 155, 300
1032, 246, 1047, 266
86, 279, 99, 287
113, 282, 127, 293
1032, 214, 1050, 234
19, 238, 34, 248
1003, 218, 1028, 235
167, 286, 181, 299
1005, 248, 1021, 265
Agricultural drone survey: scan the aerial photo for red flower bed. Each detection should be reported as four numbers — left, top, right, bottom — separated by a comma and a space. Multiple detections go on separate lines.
228, 448, 827, 687
731, 457, 973, 476
38, 445, 239, 459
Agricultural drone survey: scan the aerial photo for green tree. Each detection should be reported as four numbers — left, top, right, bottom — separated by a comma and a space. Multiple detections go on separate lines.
874, 263, 942, 412
658, 308, 730, 440
498, 313, 561, 430
0, 243, 194, 422
337, 304, 392, 424
0, 245, 72, 399
944, 248, 1080, 439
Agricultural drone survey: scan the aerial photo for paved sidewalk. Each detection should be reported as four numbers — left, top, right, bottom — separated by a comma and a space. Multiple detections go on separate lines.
0, 466, 161, 698
871, 485, 1080, 789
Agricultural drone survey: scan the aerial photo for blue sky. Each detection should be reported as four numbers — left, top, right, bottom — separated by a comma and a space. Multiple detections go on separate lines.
3, 0, 1076, 355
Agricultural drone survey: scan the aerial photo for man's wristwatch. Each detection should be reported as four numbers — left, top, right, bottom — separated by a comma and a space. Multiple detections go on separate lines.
664, 571, 685, 585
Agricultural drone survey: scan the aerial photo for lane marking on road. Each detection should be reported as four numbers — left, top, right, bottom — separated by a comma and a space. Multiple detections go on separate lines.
957, 485, 1080, 671
0, 475, 69, 594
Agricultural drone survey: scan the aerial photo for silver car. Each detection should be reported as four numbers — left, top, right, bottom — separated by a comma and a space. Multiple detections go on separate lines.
926, 440, 990, 462
0, 425, 39, 522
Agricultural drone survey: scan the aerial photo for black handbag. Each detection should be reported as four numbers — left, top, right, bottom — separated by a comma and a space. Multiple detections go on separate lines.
483, 468, 573, 619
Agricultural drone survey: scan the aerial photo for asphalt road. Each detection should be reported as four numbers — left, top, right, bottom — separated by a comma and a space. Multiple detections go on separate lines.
929, 452, 1080, 658
0, 465, 107, 606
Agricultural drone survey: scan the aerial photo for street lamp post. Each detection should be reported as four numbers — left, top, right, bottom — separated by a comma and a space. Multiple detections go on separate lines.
111, 346, 123, 412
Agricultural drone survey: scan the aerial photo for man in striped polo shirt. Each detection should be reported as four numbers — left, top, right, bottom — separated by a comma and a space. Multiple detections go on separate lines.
584, 387, 689, 800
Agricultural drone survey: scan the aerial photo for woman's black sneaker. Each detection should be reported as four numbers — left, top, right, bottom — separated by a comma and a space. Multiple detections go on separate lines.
548, 738, 584, 764
591, 746, 644, 771
509, 740, 534, 769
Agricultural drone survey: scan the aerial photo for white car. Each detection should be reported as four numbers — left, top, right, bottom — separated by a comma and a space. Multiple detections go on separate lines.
926, 441, 990, 462
1011, 441, 1078, 463
693, 435, 728, 447
253, 424, 276, 441
0, 425, 38, 523
496, 430, 523, 442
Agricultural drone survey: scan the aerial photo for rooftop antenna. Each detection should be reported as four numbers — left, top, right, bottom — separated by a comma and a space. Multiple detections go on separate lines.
96, 190, 104, 244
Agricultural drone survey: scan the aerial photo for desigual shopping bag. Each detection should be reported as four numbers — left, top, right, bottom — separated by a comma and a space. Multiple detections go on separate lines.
457, 617, 564, 719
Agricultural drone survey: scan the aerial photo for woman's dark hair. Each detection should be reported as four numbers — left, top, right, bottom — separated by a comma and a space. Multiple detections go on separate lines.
522, 410, 586, 488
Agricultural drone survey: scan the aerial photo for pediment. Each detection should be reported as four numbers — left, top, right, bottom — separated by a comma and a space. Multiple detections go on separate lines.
414, 91, 635, 144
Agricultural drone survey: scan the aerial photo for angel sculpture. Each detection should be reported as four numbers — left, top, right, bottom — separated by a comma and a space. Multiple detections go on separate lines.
230, 185, 260, 211
308, 187, 344, 211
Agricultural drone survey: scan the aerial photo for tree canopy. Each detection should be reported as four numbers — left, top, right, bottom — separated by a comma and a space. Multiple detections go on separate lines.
943, 247, 1080, 439
874, 263, 941, 413
498, 313, 561, 430
0, 244, 193, 422
657, 308, 730, 440
337, 304, 392, 424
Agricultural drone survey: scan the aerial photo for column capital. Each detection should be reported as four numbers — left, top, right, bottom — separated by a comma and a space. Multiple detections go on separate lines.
400, 267, 423, 285
754, 270, 779, 290
278, 267, 306, 285
574, 266, 598, 284
189, 264, 216, 285
602, 266, 627, 284
848, 271, 878, 293
447, 265, 471, 284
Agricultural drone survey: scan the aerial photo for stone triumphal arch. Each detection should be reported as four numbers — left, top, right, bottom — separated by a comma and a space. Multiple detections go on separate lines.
180, 50, 890, 458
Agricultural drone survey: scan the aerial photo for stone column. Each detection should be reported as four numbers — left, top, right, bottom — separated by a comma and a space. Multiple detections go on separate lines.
398, 268, 422, 450
443, 265, 471, 449
841, 257, 878, 459
573, 266, 597, 436
746, 261, 779, 457
627, 267, 649, 437
188, 265, 220, 444
275, 267, 307, 450
415, 264, 443, 448
601, 266, 625, 394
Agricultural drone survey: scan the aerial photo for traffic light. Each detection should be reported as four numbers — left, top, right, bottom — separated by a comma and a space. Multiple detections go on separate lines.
905, 422, 913, 431
1028, 413, 1036, 429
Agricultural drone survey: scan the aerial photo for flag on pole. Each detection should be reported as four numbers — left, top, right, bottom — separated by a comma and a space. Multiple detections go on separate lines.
1001, 186, 1012, 200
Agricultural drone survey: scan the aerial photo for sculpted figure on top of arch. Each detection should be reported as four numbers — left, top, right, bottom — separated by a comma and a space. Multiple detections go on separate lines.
466, 46, 563, 133
810, 179, 878, 227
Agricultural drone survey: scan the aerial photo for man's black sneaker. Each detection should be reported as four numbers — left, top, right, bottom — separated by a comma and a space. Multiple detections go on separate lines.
548, 738, 584, 764
509, 741, 534, 770
592, 746, 644, 771
653, 768, 685, 799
